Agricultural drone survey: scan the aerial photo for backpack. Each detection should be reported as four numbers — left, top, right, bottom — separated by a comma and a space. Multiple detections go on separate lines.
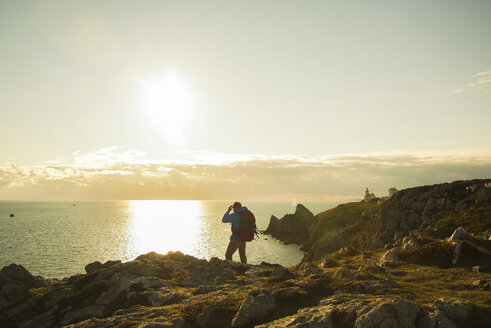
237, 210, 259, 242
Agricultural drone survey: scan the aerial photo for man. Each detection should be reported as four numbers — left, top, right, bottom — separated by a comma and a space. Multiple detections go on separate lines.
222, 201, 247, 264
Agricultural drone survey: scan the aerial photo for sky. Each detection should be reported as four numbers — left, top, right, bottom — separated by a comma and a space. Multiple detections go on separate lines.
0, 0, 490, 200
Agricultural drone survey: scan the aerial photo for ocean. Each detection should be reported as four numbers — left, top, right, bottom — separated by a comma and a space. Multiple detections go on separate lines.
0, 200, 347, 278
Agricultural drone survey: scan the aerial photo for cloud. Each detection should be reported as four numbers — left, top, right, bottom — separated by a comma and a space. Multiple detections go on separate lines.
0, 147, 489, 201
454, 70, 491, 94
72, 145, 147, 168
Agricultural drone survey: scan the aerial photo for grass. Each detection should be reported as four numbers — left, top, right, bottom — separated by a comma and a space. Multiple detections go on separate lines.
316, 201, 379, 224
319, 250, 491, 311
398, 238, 491, 270
302, 201, 379, 259
425, 204, 491, 238
389, 263, 491, 309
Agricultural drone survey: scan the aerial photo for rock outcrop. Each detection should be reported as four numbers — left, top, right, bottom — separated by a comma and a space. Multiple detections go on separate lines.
0, 264, 48, 311
265, 204, 315, 244
368, 180, 490, 246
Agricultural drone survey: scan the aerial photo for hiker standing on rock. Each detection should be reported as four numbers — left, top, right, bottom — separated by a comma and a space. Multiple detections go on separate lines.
222, 201, 258, 264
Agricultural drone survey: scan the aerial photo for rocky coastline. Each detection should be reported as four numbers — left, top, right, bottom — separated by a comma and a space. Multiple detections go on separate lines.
266, 179, 491, 264
0, 179, 490, 327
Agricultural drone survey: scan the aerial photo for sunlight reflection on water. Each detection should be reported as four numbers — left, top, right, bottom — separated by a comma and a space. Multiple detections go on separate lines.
0, 200, 344, 278
124, 200, 204, 259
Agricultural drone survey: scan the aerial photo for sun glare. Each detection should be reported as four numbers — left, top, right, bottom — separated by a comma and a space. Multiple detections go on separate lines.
124, 200, 204, 258
138, 69, 194, 146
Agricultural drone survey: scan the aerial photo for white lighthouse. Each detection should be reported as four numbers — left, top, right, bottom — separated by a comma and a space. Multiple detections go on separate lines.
364, 188, 376, 202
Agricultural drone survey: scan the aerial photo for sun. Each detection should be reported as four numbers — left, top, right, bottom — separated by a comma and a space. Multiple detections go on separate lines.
138, 69, 194, 146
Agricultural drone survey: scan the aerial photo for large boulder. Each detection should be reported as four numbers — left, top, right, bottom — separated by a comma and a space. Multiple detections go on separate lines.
353, 298, 421, 328
424, 297, 491, 328
255, 304, 333, 327
269, 266, 294, 282
475, 186, 491, 203
94, 271, 134, 305
333, 268, 355, 280
0, 264, 46, 311
257, 297, 422, 328
231, 290, 276, 327
320, 255, 339, 268
378, 248, 400, 266
179, 257, 241, 286
232, 287, 309, 327
85, 260, 121, 274
61, 305, 105, 326
448, 227, 472, 241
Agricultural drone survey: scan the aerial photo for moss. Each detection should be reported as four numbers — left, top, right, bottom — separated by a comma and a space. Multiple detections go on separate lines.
29, 286, 53, 297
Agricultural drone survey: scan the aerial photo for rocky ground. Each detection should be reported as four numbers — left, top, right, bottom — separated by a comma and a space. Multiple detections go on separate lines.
1, 249, 490, 328
0, 179, 490, 327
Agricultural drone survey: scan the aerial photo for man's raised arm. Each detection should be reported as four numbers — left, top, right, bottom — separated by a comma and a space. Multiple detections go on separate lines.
222, 205, 234, 223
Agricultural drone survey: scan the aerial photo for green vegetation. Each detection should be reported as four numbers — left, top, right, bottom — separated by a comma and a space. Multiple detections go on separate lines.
29, 285, 53, 298
320, 250, 491, 311
399, 239, 455, 268
302, 202, 379, 260
425, 204, 491, 238
316, 201, 379, 223
393, 264, 491, 309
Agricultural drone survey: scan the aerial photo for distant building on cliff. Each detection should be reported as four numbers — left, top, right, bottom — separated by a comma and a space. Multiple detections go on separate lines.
364, 187, 398, 202
364, 188, 376, 202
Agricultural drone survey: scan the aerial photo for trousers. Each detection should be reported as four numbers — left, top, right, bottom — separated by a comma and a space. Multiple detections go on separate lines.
225, 239, 247, 264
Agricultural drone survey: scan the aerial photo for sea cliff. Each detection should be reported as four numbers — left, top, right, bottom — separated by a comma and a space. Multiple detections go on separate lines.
266, 179, 491, 264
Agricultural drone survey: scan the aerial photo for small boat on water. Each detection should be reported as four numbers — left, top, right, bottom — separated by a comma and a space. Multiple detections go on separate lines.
9, 213, 15, 217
